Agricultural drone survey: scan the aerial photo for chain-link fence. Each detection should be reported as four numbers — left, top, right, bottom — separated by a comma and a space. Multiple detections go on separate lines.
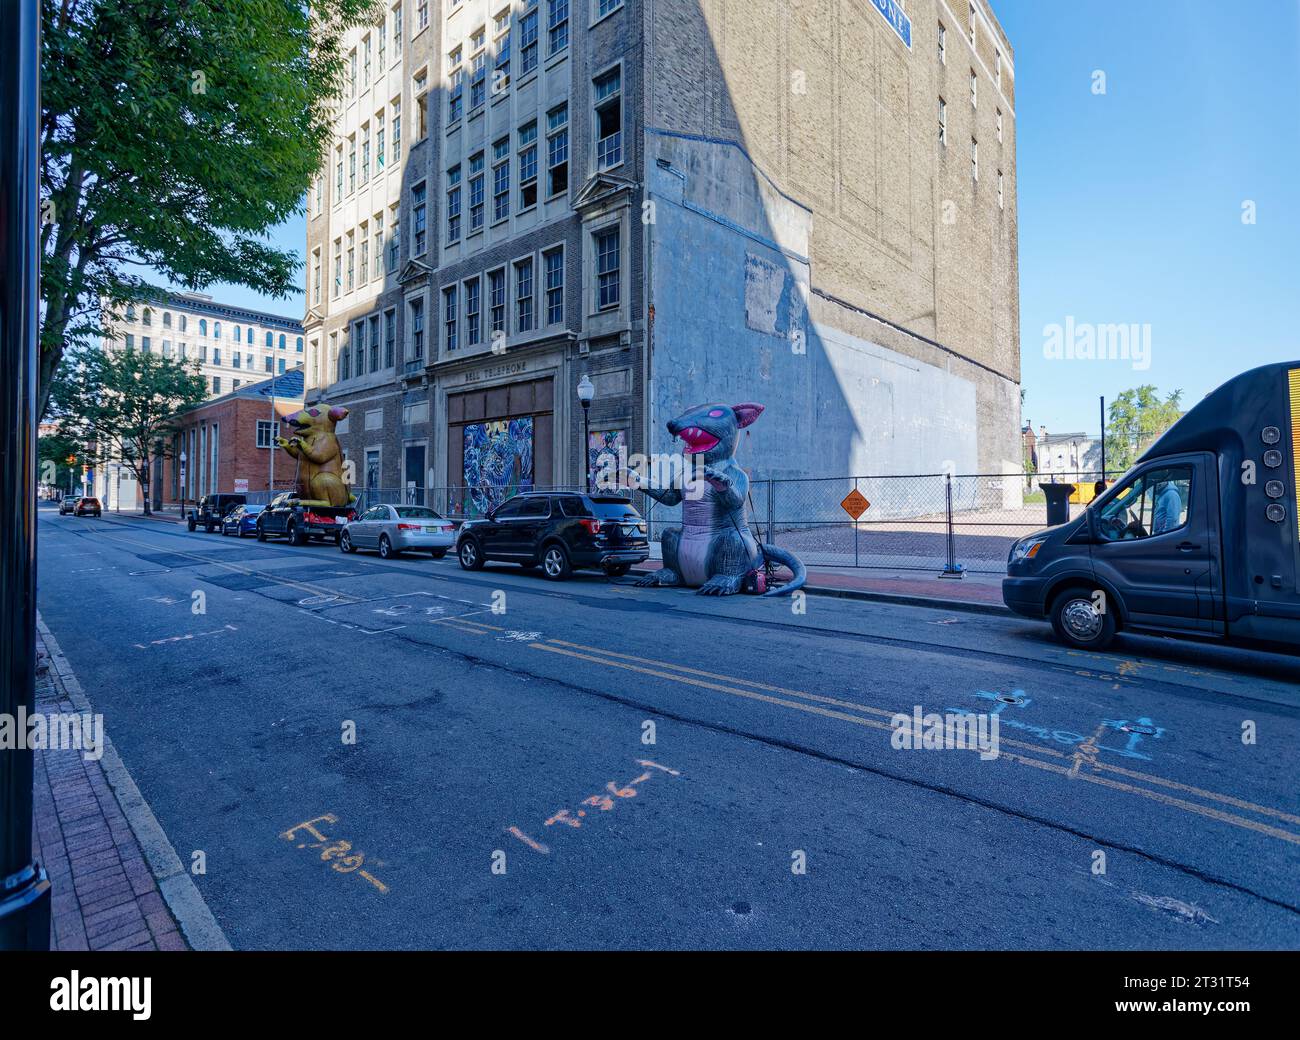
239, 470, 1106, 575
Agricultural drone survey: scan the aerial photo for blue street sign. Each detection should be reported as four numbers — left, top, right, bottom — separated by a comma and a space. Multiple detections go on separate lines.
868, 0, 912, 50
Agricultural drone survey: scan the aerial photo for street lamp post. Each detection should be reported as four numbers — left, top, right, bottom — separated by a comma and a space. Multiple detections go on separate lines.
577, 374, 595, 493
0, 0, 52, 950
178, 450, 187, 522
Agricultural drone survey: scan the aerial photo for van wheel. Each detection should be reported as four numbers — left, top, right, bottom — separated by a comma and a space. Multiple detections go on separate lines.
541, 544, 571, 581
1050, 588, 1117, 650
458, 539, 484, 570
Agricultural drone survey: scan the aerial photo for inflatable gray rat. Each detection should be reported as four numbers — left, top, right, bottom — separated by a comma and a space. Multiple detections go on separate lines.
634, 402, 806, 597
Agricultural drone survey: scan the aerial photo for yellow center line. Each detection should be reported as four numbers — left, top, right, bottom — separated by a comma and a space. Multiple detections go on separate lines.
531, 639, 1300, 846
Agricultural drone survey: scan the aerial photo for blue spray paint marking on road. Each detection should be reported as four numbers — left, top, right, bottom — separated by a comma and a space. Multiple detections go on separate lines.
946, 691, 1166, 761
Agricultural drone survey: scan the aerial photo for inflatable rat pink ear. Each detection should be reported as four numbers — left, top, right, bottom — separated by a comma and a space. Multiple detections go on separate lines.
732, 403, 764, 429
328, 405, 350, 422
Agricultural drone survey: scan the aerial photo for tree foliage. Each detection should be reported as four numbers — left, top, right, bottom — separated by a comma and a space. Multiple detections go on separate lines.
39, 0, 372, 416
51, 348, 209, 514
1104, 386, 1184, 476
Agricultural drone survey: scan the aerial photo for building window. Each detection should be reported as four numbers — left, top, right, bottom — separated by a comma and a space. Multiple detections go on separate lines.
995, 49, 1002, 88
361, 123, 371, 183
297, 336, 304, 352
417, 0, 428, 31
493, 8, 512, 92
996, 108, 1003, 143
518, 121, 538, 209
971, 137, 979, 182
142, 336, 152, 353
264, 355, 273, 373
446, 165, 462, 242
410, 297, 424, 360
416, 70, 430, 136
492, 137, 510, 221
465, 277, 481, 346
362, 33, 371, 86
232, 350, 241, 368
547, 0, 568, 55
333, 239, 342, 298
443, 285, 458, 352
998, 169, 1004, 209
546, 103, 568, 196
384, 309, 396, 367
348, 48, 357, 97
346, 231, 355, 291
355, 320, 367, 374
388, 205, 400, 270
162, 311, 172, 328
514, 257, 534, 333
468, 152, 485, 233
340, 330, 351, 380
938, 97, 947, 146
198, 319, 206, 336
376, 111, 386, 170
594, 67, 622, 169
391, 97, 402, 165
470, 30, 487, 109
392, 1, 402, 52
597, 0, 622, 18
446, 52, 462, 123
970, 69, 977, 108
125, 333, 134, 351
348, 135, 357, 192
937, 21, 945, 64
359, 223, 369, 283
518, 7, 539, 77
256, 420, 280, 448
488, 269, 506, 335
373, 215, 384, 275
412, 182, 427, 255
543, 247, 563, 326
278, 358, 286, 374
595, 227, 619, 310
969, 0, 977, 45
212, 376, 221, 394
335, 145, 344, 196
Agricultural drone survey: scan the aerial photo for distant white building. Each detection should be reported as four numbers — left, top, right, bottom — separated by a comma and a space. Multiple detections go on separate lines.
1035, 427, 1102, 480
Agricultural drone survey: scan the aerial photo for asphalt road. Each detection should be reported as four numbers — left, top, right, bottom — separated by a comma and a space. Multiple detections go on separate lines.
35, 504, 1300, 949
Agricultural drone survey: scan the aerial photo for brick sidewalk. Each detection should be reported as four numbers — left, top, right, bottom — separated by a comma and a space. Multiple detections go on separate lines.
32, 632, 188, 950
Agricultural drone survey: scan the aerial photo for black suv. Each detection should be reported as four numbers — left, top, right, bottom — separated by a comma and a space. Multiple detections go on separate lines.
187, 493, 247, 532
256, 492, 351, 545
456, 492, 649, 580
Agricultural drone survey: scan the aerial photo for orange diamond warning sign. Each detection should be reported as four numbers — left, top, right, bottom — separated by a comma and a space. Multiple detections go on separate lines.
841, 489, 870, 520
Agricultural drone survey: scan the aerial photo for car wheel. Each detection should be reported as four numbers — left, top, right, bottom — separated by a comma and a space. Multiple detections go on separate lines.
187, 519, 196, 531
205, 522, 215, 533
603, 563, 631, 577
287, 522, 303, 547
378, 535, 397, 559
220, 525, 228, 536
238, 528, 247, 538
1049, 588, 1118, 650
541, 544, 571, 581
458, 539, 484, 570
429, 549, 447, 559
340, 531, 356, 553
256, 522, 267, 542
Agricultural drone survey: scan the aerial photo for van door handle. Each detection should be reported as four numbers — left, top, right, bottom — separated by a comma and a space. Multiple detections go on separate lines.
1178, 542, 1201, 552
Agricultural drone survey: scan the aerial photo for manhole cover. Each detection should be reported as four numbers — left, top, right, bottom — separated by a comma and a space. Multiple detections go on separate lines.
1121, 723, 1158, 735
996, 692, 1027, 706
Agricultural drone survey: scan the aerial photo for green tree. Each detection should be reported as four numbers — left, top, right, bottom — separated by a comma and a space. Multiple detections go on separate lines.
1104, 386, 1184, 476
51, 348, 209, 515
38, 428, 88, 493
39, 0, 370, 417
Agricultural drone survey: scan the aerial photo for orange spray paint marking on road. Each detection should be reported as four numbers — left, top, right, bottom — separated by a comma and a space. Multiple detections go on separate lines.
281, 813, 390, 893
506, 826, 550, 854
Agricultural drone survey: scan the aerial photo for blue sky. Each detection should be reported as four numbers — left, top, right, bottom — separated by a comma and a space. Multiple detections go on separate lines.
202, 1, 1300, 434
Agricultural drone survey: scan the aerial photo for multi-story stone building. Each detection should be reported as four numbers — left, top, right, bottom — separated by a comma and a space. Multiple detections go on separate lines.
306, 0, 1020, 514
102, 291, 306, 400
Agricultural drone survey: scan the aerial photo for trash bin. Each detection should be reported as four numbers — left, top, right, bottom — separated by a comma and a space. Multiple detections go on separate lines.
1042, 482, 1076, 527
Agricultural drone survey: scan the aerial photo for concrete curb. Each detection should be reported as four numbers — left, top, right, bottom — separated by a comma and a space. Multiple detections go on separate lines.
627, 566, 1010, 617
37, 615, 234, 951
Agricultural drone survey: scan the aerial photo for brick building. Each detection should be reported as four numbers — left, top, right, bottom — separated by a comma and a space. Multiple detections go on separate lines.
305, 0, 1021, 512
100, 370, 306, 512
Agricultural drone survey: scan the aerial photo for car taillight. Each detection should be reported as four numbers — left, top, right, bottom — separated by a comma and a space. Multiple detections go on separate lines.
304, 512, 329, 524
398, 523, 420, 531
579, 518, 603, 534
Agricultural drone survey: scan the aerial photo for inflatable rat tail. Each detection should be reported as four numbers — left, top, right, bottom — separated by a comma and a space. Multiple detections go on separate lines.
759, 544, 807, 597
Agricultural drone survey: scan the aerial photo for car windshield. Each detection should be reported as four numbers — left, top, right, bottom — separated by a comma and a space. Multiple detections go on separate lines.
395, 507, 441, 519
244, 505, 263, 514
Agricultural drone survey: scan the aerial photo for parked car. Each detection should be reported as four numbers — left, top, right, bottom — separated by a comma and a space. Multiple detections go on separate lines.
58, 495, 79, 515
256, 492, 352, 545
220, 503, 264, 538
456, 492, 649, 580
341, 504, 456, 559
74, 496, 102, 517
187, 493, 247, 532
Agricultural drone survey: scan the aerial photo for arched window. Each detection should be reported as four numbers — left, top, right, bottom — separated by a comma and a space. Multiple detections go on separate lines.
179, 315, 187, 331
279, 333, 286, 350
163, 312, 172, 328
126, 305, 136, 321
199, 319, 207, 336
296, 337, 304, 352
265, 331, 273, 347
234, 326, 241, 343
247, 326, 254, 343
142, 308, 152, 326
214, 321, 221, 338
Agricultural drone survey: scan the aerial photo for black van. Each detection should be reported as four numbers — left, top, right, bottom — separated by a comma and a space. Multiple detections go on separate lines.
187, 493, 247, 533
1004, 361, 1299, 653
456, 492, 649, 579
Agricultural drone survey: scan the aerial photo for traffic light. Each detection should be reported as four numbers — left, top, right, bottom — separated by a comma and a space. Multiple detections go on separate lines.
65, 454, 76, 465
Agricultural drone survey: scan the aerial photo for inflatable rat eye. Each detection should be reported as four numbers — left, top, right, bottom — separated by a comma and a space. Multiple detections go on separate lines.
708, 409, 725, 418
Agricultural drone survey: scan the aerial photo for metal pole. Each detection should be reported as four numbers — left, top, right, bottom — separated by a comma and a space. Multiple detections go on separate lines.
581, 401, 591, 493
269, 374, 276, 494
1099, 395, 1106, 481
0, 0, 52, 950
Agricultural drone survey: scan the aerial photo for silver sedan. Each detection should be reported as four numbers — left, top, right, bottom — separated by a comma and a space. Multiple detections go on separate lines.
340, 504, 456, 559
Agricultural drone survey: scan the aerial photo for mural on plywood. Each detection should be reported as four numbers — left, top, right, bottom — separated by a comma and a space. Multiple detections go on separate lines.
588, 428, 628, 491
463, 417, 534, 517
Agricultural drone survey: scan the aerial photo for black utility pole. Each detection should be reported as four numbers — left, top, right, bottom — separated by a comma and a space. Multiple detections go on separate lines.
1099, 395, 1107, 481
0, 0, 52, 951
